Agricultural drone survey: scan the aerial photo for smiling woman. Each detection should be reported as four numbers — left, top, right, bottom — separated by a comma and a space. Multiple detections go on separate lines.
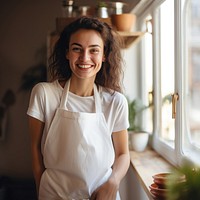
27, 16, 130, 200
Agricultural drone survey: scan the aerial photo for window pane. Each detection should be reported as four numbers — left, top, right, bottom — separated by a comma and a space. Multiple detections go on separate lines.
186, 0, 200, 150
160, 0, 175, 147
143, 16, 153, 133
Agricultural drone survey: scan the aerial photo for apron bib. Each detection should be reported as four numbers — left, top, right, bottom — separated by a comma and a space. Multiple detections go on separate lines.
39, 80, 119, 200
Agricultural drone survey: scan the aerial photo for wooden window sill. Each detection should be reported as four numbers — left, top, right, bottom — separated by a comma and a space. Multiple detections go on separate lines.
129, 148, 173, 199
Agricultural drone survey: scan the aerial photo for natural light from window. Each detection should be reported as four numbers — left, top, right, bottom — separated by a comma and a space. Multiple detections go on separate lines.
185, 0, 200, 152
160, 0, 175, 147
143, 15, 153, 134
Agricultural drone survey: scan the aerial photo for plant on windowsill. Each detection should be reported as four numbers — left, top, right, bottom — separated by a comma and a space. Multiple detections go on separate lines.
166, 163, 200, 200
127, 98, 150, 152
127, 93, 172, 152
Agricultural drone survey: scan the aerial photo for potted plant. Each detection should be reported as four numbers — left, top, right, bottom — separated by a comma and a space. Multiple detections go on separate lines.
111, 13, 136, 32
96, 1, 109, 18
127, 98, 150, 152
166, 163, 200, 200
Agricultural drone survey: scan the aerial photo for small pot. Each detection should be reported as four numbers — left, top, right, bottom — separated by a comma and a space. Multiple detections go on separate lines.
111, 13, 136, 32
98, 7, 109, 18
129, 131, 149, 152
107, 2, 126, 15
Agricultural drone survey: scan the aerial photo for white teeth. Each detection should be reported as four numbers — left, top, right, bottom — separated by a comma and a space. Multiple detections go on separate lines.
78, 65, 91, 69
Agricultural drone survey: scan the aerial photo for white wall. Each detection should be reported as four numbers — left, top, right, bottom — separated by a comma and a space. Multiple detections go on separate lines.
122, 45, 139, 100
120, 37, 148, 200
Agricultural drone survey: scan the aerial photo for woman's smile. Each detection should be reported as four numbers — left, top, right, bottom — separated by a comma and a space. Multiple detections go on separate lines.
77, 64, 94, 69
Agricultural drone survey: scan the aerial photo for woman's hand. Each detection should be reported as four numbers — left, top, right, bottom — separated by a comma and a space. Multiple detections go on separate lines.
90, 177, 118, 200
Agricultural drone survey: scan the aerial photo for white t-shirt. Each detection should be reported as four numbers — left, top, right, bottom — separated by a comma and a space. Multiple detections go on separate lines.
27, 80, 129, 152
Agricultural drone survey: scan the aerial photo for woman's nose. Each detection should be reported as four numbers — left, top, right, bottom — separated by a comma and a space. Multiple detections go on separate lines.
79, 50, 90, 61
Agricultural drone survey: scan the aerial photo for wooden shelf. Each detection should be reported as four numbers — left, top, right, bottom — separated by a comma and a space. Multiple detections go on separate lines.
55, 17, 145, 49
118, 31, 145, 48
47, 31, 145, 57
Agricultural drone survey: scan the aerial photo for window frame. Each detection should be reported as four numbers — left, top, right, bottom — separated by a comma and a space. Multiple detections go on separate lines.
137, 0, 200, 167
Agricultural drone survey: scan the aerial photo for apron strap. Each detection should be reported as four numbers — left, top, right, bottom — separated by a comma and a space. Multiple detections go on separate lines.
59, 79, 102, 113
94, 84, 102, 113
59, 79, 70, 110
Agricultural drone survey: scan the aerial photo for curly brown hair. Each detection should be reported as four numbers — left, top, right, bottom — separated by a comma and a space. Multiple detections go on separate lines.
48, 16, 124, 93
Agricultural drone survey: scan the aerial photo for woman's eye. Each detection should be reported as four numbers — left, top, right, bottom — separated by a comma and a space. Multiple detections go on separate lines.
72, 47, 81, 52
90, 49, 100, 54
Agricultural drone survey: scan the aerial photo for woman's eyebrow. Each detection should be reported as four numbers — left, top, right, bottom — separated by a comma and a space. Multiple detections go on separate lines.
71, 43, 82, 47
71, 43, 101, 48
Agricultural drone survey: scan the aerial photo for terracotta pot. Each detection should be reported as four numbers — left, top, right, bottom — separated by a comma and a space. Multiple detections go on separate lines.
111, 13, 136, 32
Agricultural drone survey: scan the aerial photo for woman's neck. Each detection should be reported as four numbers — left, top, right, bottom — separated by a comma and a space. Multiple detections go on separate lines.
69, 77, 95, 97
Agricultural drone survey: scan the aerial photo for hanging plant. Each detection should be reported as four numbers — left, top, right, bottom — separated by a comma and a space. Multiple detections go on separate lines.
19, 63, 47, 91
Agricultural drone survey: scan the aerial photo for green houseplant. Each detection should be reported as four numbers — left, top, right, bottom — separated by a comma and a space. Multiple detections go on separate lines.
127, 98, 148, 132
166, 163, 200, 200
127, 98, 150, 152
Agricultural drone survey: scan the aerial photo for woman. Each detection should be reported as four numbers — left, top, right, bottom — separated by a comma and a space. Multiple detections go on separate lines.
27, 16, 130, 200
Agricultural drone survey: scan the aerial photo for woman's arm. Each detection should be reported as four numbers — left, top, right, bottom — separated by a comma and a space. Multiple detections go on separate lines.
28, 116, 45, 196
110, 129, 130, 184
91, 129, 130, 200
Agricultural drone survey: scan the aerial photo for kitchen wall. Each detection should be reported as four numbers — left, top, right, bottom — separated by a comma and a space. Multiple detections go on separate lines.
0, 0, 142, 199
0, 0, 61, 178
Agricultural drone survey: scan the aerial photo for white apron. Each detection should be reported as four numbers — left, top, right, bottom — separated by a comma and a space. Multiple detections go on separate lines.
39, 80, 120, 200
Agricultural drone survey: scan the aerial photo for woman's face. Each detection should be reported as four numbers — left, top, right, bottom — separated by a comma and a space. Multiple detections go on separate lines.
66, 29, 105, 81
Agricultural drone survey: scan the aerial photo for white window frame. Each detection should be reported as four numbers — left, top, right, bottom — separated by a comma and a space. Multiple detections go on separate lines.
136, 0, 200, 167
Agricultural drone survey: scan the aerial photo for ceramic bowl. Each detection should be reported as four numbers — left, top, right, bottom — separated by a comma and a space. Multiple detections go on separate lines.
152, 173, 172, 188
152, 172, 186, 189
149, 183, 168, 199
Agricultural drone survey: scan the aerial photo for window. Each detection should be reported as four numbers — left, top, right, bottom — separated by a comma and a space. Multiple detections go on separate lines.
183, 0, 200, 164
139, 0, 200, 166
152, 0, 176, 164
159, 0, 175, 146
141, 15, 153, 134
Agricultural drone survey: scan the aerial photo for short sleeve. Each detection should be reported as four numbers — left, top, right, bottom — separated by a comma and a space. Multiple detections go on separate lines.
27, 83, 45, 122
112, 94, 129, 132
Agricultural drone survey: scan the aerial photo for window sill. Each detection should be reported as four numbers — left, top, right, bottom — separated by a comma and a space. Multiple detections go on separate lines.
129, 148, 173, 199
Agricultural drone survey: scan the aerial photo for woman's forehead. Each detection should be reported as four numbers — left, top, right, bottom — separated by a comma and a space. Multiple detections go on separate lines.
69, 29, 104, 46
